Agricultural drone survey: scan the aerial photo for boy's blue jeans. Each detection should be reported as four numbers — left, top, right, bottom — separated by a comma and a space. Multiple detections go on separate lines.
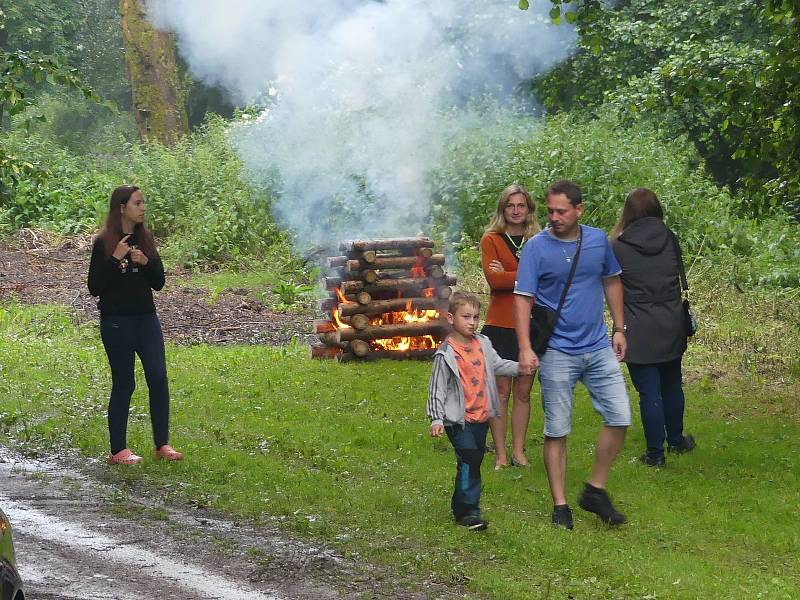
627, 359, 685, 460
445, 421, 488, 520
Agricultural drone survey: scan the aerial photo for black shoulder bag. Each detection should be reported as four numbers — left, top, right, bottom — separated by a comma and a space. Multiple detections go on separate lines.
529, 227, 583, 357
670, 232, 697, 337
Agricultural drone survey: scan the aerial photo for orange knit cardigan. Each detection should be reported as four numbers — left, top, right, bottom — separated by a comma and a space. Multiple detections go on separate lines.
480, 232, 524, 329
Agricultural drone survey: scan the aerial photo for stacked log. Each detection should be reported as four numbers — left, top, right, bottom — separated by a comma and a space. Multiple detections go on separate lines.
310, 237, 455, 361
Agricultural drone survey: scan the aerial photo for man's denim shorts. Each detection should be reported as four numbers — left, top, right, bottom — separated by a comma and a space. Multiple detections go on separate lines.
538, 346, 631, 437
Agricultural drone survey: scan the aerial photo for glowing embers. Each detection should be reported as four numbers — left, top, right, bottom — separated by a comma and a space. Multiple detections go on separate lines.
311, 237, 456, 361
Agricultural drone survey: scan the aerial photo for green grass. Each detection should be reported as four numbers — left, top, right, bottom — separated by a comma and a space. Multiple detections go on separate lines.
1, 301, 798, 599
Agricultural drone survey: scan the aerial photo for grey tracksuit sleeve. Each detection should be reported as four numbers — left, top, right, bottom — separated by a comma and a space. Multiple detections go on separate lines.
427, 353, 449, 426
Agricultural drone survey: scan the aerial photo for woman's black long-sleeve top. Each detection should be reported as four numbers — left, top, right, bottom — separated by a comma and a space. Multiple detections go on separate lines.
87, 234, 165, 316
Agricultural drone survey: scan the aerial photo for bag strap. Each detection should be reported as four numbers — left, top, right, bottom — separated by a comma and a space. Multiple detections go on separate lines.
670, 231, 689, 298
553, 226, 583, 323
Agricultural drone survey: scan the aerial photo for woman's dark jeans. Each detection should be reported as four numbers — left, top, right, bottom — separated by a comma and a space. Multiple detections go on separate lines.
100, 313, 170, 454
627, 359, 685, 460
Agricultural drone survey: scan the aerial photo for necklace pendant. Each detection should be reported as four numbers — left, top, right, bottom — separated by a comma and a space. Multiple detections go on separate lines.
565, 257, 571, 263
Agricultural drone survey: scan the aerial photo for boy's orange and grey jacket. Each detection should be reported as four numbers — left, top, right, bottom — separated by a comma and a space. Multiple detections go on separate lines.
427, 334, 520, 428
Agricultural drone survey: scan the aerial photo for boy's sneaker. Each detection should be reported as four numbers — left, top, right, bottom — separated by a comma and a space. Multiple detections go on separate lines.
667, 434, 696, 454
578, 483, 626, 525
551, 505, 573, 530
457, 515, 488, 531
639, 453, 665, 468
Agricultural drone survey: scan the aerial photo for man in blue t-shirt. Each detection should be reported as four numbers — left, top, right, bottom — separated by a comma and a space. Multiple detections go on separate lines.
514, 180, 631, 530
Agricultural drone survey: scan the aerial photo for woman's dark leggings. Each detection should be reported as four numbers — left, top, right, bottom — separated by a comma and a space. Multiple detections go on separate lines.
100, 313, 170, 454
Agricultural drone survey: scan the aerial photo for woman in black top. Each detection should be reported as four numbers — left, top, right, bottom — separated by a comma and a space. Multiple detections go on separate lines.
88, 185, 183, 465
611, 188, 695, 467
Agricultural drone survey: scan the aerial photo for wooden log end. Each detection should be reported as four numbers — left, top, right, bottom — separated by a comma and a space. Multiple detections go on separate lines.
309, 345, 342, 359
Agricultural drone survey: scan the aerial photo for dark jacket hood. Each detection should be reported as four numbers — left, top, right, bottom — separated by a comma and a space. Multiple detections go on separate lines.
617, 217, 671, 256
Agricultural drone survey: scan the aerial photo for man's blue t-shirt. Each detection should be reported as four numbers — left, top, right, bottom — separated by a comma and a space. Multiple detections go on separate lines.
514, 225, 621, 355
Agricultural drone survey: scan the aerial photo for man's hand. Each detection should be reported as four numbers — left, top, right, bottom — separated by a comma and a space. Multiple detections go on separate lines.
612, 331, 627, 361
518, 347, 539, 375
430, 423, 444, 437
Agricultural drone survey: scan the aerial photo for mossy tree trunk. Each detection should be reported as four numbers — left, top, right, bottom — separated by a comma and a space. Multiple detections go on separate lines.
120, 0, 188, 145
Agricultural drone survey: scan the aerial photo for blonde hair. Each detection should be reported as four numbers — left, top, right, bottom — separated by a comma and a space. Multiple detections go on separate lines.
448, 291, 481, 314
485, 184, 541, 238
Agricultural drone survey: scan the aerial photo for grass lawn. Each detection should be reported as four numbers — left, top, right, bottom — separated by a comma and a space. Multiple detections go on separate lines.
1, 302, 799, 599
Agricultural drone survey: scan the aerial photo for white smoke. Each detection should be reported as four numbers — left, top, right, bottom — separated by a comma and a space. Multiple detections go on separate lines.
147, 1, 575, 250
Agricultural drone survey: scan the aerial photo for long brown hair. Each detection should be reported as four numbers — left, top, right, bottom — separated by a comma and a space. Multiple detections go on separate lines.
98, 185, 157, 258
485, 184, 541, 238
610, 187, 664, 239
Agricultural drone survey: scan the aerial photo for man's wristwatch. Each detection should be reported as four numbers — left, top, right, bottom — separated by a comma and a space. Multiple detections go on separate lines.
613, 325, 627, 334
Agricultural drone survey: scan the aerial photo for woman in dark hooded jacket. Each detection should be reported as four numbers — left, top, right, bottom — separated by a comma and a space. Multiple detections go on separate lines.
611, 188, 695, 467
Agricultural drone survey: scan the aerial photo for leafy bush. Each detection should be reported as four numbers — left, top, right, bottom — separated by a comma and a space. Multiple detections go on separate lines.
432, 108, 800, 289
112, 116, 285, 267
0, 133, 114, 233
0, 116, 288, 267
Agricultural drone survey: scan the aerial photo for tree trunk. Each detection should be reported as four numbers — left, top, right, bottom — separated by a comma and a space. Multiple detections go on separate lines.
120, 0, 188, 145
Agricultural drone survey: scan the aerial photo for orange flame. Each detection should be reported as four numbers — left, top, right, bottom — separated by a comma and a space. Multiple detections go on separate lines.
369, 306, 441, 351
410, 252, 426, 279
331, 287, 351, 329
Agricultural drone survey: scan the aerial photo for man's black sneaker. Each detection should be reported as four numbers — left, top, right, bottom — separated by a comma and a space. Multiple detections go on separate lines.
578, 484, 626, 525
457, 515, 488, 531
639, 453, 665, 468
551, 505, 574, 530
668, 434, 696, 454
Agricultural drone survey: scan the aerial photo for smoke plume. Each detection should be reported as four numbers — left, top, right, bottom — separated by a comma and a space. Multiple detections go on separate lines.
147, 1, 575, 249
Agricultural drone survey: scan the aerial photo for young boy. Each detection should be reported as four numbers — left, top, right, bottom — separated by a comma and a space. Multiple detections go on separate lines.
427, 291, 522, 530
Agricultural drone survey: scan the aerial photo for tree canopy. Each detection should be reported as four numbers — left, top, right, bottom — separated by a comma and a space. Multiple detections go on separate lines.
525, 0, 800, 218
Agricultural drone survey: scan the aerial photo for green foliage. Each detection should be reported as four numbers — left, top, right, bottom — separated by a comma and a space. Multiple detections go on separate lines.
432, 108, 800, 289
0, 117, 287, 266
0, 133, 114, 233
0, 7, 112, 203
17, 91, 138, 155
273, 280, 315, 311
532, 0, 800, 218
115, 116, 283, 267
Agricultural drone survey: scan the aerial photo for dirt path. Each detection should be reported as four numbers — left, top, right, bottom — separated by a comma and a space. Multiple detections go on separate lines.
1, 448, 451, 600
0, 231, 314, 346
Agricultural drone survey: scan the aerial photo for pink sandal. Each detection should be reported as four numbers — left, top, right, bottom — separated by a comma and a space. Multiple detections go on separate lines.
155, 444, 184, 461
108, 448, 143, 465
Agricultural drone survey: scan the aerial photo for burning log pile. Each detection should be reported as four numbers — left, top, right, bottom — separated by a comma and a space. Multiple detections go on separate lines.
311, 237, 455, 361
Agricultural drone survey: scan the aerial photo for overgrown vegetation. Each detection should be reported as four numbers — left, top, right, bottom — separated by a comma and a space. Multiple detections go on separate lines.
1, 117, 291, 267
531, 0, 800, 218
432, 108, 800, 289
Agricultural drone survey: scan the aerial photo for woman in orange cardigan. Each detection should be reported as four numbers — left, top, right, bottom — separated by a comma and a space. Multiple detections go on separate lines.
480, 184, 541, 469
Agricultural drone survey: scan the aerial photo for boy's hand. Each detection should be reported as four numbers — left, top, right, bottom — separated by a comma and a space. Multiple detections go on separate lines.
430, 424, 444, 437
